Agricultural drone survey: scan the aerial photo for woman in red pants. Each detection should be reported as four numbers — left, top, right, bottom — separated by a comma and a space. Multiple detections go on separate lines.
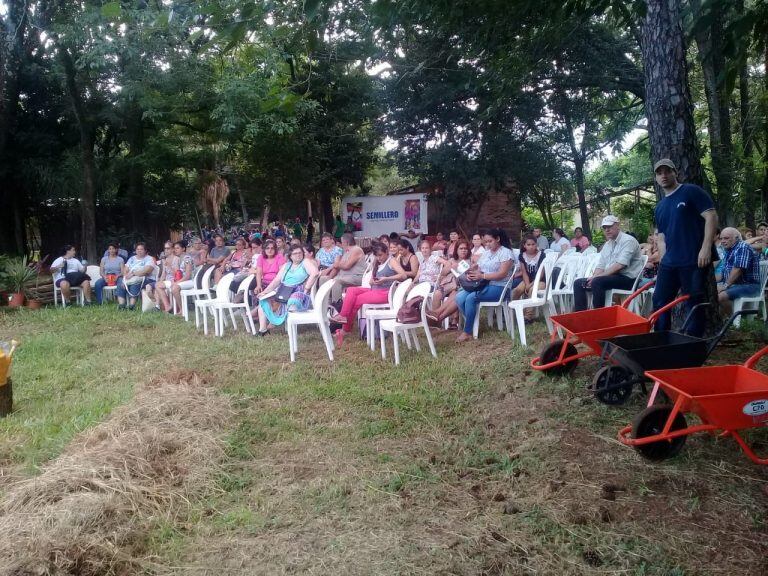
330, 241, 408, 340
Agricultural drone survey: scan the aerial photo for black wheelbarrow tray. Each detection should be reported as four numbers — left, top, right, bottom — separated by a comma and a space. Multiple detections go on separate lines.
590, 307, 758, 405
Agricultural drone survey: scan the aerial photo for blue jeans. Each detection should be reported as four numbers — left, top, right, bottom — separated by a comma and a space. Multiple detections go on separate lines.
116, 277, 144, 301
93, 278, 109, 304
723, 283, 761, 300
652, 265, 707, 336
456, 285, 505, 335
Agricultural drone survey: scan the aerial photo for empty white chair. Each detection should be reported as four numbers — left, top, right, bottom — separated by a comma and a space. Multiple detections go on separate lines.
195, 273, 234, 335
363, 279, 413, 350
507, 259, 556, 346
287, 279, 336, 362
603, 255, 648, 312
185, 265, 215, 324
379, 282, 436, 365
733, 260, 768, 327
210, 274, 257, 336
549, 255, 582, 315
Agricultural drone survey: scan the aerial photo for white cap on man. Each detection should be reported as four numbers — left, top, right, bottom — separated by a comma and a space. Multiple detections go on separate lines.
601, 215, 620, 227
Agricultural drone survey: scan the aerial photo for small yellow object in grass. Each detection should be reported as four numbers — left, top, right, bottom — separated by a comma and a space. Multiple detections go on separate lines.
0, 340, 18, 386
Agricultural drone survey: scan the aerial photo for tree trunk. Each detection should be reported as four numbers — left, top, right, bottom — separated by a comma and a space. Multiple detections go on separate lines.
126, 104, 145, 232
260, 203, 270, 231
573, 159, 591, 239
320, 189, 334, 232
740, 59, 758, 227
640, 0, 704, 194
692, 0, 734, 224
762, 46, 768, 218
79, 127, 98, 262
59, 46, 98, 262
235, 177, 249, 223
0, 0, 27, 255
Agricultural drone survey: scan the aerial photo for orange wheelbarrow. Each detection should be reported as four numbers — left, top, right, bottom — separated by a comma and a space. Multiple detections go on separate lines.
618, 345, 768, 464
531, 281, 689, 376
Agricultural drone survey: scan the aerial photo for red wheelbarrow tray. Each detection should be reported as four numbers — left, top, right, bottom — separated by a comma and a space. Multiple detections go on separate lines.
619, 346, 768, 465
531, 281, 689, 371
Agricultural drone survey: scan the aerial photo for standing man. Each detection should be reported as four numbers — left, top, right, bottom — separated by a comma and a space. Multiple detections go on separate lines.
572, 216, 644, 311
533, 228, 549, 252
652, 159, 718, 336
333, 214, 345, 242
292, 217, 304, 242
306, 216, 315, 245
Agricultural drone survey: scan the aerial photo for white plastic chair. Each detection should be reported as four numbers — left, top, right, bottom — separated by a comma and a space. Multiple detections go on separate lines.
186, 265, 215, 324
53, 274, 84, 307
87, 264, 118, 302
581, 245, 597, 255
379, 282, 437, 366
603, 255, 648, 312
359, 277, 399, 324
506, 259, 556, 346
287, 279, 336, 362
733, 260, 768, 327
549, 254, 582, 314
363, 279, 413, 350
210, 274, 257, 336
195, 273, 234, 335
472, 273, 517, 339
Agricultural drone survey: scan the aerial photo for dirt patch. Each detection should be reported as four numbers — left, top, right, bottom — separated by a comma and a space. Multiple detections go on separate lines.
0, 373, 232, 576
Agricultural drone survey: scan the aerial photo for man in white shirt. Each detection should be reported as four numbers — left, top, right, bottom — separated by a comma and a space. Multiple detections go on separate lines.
573, 216, 644, 311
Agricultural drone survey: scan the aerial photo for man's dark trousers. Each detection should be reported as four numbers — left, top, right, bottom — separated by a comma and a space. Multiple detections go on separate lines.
651, 264, 707, 336
573, 275, 636, 311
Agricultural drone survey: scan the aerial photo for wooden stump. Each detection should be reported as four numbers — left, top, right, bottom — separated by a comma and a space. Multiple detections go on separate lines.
0, 379, 12, 417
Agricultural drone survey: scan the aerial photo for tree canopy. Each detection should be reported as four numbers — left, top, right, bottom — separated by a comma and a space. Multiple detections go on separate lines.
0, 0, 766, 256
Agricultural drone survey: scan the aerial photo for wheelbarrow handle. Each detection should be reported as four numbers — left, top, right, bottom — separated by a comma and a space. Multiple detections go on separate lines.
647, 294, 690, 327
744, 344, 768, 370
621, 279, 655, 310
704, 309, 760, 357
673, 302, 713, 336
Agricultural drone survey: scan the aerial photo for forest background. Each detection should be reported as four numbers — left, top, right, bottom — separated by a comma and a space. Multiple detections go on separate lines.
0, 0, 766, 261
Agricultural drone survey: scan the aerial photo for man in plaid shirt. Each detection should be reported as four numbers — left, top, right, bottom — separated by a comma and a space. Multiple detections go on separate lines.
717, 227, 761, 314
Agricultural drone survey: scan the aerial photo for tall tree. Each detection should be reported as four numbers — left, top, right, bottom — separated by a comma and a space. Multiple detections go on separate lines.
639, 0, 704, 191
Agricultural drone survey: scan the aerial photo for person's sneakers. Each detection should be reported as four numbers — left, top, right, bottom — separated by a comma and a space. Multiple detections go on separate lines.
128, 304, 136, 311
256, 329, 270, 337
83, 300, 93, 306
117, 304, 126, 311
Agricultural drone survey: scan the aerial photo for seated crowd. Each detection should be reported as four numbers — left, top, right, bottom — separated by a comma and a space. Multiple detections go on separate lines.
51, 216, 766, 338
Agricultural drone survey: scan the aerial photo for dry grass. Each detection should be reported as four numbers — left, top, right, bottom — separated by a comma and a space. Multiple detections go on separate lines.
0, 371, 232, 576
1, 309, 768, 575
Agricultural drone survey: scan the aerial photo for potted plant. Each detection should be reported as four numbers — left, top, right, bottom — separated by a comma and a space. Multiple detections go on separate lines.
3, 257, 36, 308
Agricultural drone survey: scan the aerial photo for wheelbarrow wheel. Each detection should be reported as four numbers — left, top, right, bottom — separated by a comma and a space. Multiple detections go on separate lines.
631, 405, 687, 461
539, 340, 579, 376
593, 366, 633, 405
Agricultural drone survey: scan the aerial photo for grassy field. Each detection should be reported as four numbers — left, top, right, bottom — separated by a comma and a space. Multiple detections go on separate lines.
0, 305, 767, 575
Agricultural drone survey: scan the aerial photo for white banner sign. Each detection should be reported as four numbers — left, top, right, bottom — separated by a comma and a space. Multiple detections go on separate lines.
341, 193, 429, 239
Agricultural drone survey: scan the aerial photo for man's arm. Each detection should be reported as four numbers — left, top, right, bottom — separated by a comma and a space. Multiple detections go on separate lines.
337, 248, 362, 271
656, 230, 666, 261
699, 209, 718, 268
720, 267, 744, 290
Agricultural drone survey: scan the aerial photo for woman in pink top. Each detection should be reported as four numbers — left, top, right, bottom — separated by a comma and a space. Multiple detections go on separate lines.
255, 240, 287, 294
569, 227, 591, 251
